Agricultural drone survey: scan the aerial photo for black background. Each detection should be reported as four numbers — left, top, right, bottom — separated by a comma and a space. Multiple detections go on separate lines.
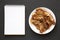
0, 0, 60, 40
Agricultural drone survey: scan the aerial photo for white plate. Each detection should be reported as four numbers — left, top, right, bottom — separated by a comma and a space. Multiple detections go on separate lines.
29, 7, 56, 34
4, 5, 25, 35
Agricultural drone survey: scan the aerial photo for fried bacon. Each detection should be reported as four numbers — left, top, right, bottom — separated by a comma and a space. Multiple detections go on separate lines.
31, 8, 55, 33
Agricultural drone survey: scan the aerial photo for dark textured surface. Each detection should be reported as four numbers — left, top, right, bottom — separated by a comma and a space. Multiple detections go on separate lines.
0, 0, 60, 40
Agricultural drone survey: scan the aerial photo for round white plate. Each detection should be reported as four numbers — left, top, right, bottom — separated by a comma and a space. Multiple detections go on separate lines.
29, 7, 56, 34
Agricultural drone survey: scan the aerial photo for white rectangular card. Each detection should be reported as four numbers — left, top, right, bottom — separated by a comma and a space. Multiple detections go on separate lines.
4, 5, 25, 35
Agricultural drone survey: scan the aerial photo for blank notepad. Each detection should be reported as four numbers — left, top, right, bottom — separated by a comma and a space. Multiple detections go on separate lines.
4, 5, 25, 35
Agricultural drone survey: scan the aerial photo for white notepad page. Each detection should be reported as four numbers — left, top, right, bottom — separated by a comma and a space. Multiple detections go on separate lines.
4, 5, 25, 35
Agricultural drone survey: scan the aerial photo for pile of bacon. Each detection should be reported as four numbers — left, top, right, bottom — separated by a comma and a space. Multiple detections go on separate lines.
30, 8, 55, 33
